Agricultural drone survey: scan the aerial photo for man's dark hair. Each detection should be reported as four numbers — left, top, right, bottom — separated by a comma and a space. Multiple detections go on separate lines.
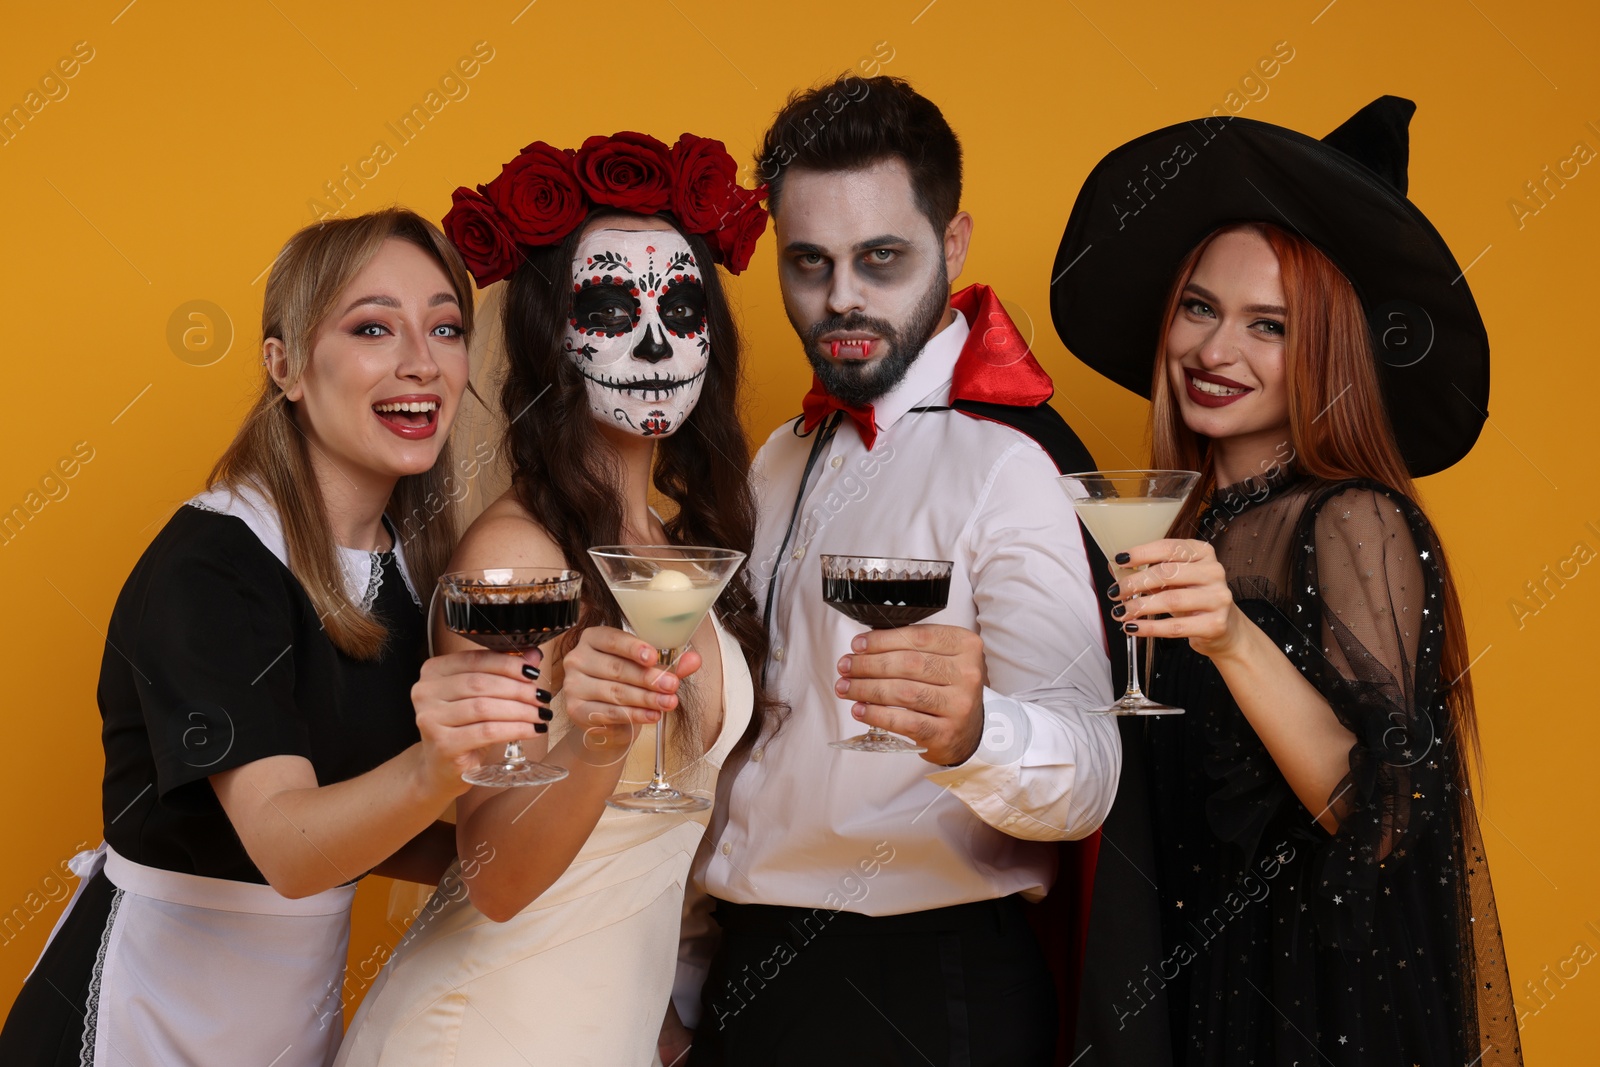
756, 75, 962, 237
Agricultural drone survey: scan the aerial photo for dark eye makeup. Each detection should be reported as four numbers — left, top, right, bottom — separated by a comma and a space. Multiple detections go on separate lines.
658, 279, 706, 336
571, 281, 641, 337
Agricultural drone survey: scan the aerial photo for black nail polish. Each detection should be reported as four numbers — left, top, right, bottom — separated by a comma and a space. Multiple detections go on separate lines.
1107, 582, 1121, 598
1112, 604, 1126, 618
534, 722, 548, 734
538, 708, 553, 722
536, 688, 553, 703
522, 665, 541, 680
1114, 552, 1131, 565
1123, 622, 1139, 633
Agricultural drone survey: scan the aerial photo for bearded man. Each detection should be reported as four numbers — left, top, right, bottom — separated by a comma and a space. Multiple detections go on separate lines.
667, 76, 1124, 1067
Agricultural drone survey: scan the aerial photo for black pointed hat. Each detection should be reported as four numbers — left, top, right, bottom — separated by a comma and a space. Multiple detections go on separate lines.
1049, 97, 1489, 477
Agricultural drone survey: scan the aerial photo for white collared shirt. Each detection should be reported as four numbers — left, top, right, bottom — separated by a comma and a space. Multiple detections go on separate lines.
695, 308, 1120, 916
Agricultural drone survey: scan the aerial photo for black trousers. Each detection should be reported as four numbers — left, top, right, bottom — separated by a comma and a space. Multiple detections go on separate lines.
689, 895, 1057, 1067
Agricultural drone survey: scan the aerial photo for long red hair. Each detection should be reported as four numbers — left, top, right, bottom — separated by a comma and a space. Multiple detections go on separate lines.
1150, 221, 1482, 778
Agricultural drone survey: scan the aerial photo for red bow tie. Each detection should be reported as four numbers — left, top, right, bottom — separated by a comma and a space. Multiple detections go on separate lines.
800, 376, 878, 449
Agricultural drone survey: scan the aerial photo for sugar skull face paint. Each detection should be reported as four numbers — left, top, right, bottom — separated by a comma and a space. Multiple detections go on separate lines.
564, 227, 709, 437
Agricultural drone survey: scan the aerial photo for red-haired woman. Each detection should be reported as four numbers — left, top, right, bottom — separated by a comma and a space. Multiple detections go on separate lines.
1050, 98, 1522, 1066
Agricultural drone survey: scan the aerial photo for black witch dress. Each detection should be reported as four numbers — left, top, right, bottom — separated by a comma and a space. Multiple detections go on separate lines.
1135, 468, 1521, 1066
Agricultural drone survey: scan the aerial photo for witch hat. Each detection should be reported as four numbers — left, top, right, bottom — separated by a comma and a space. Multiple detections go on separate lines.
1049, 96, 1488, 476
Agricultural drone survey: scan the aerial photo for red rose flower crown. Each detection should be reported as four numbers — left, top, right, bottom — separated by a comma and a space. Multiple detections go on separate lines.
442, 131, 769, 287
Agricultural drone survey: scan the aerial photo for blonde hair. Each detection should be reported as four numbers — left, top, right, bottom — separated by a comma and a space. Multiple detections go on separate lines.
210, 208, 474, 659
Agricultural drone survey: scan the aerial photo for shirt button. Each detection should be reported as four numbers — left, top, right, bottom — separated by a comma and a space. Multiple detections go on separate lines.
773, 647, 784, 661
830, 456, 843, 469
751, 747, 764, 762
720, 842, 732, 855
792, 546, 805, 560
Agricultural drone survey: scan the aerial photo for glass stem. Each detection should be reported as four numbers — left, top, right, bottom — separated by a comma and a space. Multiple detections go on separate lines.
865, 624, 892, 741
1124, 633, 1144, 701
502, 646, 528, 766
652, 648, 679, 790
1117, 567, 1146, 705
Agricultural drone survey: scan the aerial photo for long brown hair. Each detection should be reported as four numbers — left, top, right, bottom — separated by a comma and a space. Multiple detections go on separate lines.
210, 208, 474, 659
1150, 221, 1482, 777
499, 210, 781, 754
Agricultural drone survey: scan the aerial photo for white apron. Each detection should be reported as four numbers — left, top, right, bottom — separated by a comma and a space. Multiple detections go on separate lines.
75, 843, 357, 1067
27, 485, 419, 1065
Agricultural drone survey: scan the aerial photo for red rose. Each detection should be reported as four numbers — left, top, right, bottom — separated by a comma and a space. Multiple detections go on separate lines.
710, 186, 769, 275
441, 187, 518, 287
484, 141, 587, 245
574, 131, 673, 214
670, 133, 741, 233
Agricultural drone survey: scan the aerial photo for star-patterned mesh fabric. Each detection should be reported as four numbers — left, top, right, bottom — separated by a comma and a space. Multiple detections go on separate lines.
1141, 467, 1521, 1066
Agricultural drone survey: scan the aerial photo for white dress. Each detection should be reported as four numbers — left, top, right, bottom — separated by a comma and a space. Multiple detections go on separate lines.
334, 616, 753, 1067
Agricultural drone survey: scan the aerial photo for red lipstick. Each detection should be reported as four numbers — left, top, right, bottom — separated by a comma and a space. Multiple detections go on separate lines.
372, 393, 442, 440
1183, 370, 1252, 409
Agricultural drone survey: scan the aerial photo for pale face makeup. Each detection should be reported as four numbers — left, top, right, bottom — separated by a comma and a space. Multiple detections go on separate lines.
775, 158, 969, 407
564, 223, 709, 438
1165, 228, 1292, 482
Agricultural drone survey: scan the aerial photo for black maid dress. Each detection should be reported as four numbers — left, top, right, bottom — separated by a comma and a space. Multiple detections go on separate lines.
0, 504, 426, 1065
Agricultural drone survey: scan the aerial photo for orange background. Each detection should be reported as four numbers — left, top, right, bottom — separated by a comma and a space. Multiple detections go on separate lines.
2, 0, 1596, 1058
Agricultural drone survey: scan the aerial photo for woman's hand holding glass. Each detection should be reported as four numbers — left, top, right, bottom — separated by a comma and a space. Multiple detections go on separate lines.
411, 648, 554, 796
1110, 538, 1247, 660
560, 626, 703, 754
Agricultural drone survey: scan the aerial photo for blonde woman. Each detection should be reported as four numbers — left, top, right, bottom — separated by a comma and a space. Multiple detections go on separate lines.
0, 209, 547, 1067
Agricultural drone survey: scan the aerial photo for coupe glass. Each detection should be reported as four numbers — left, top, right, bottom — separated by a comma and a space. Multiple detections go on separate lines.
820, 554, 954, 753
435, 568, 582, 786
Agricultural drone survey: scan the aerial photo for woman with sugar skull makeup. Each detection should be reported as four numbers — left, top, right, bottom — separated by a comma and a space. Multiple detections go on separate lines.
333, 133, 777, 1067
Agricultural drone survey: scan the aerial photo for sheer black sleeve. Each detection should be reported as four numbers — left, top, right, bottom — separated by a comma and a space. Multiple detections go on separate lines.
1289, 482, 1449, 943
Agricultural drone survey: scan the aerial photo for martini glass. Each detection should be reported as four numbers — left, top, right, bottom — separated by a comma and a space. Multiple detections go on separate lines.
588, 545, 747, 814
1058, 471, 1200, 714
821, 555, 954, 753
435, 568, 582, 787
